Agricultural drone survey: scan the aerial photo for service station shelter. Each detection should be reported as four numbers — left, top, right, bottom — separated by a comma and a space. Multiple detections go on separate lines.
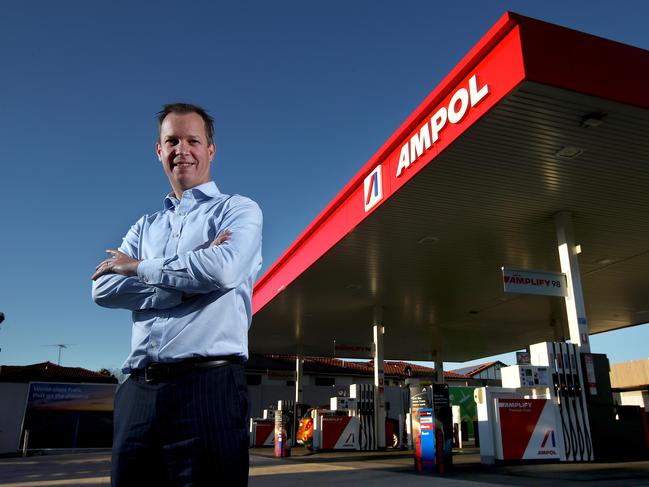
250, 12, 649, 371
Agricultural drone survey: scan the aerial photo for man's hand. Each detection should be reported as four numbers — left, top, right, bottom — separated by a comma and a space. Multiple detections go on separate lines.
211, 229, 231, 246
182, 230, 232, 301
92, 249, 141, 281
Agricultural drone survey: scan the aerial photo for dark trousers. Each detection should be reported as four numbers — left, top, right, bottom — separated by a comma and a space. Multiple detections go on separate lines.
112, 363, 250, 487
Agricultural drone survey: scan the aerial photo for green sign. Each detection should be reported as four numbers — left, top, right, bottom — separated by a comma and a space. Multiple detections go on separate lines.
449, 387, 477, 436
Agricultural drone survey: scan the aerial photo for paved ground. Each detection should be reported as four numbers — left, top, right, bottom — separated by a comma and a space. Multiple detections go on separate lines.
0, 447, 648, 486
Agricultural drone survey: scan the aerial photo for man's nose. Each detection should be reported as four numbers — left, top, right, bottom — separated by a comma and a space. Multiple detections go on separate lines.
176, 141, 189, 157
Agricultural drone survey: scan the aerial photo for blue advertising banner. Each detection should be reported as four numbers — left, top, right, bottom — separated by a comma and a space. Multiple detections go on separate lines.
27, 382, 116, 411
23, 382, 117, 449
418, 408, 437, 472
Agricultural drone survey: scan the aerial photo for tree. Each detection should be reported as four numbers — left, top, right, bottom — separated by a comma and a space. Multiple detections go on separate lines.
98, 367, 128, 383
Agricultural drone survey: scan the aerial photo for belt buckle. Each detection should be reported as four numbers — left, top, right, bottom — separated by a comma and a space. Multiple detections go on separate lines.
144, 364, 160, 383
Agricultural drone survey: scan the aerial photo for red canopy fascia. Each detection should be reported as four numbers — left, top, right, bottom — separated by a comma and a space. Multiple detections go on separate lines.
252, 11, 649, 315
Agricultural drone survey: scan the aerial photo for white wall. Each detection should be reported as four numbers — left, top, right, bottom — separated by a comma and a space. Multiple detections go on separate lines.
248, 381, 409, 420
0, 383, 29, 454
619, 390, 649, 411
249, 384, 339, 418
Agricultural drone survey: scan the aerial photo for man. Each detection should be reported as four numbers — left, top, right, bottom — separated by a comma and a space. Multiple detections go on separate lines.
92, 103, 262, 486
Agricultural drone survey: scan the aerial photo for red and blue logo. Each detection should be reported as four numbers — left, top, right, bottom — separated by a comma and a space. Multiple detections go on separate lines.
541, 430, 556, 448
364, 165, 383, 212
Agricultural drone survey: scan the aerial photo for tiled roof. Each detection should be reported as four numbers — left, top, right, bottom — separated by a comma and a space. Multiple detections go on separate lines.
380, 361, 466, 379
247, 354, 373, 375
0, 362, 118, 384
247, 354, 467, 379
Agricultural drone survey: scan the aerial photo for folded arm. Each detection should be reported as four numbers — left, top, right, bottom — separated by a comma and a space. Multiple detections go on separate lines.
92, 216, 184, 311
92, 274, 183, 310
136, 198, 262, 294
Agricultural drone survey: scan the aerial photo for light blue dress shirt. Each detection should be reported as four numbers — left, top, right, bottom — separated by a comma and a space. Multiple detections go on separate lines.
92, 182, 263, 372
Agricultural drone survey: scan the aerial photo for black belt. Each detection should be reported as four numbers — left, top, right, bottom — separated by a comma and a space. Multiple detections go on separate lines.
130, 356, 242, 383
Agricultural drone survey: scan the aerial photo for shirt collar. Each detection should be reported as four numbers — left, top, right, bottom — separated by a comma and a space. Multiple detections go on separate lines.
163, 181, 221, 210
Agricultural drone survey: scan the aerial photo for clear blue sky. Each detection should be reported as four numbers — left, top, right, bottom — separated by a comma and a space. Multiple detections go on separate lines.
1, 0, 647, 372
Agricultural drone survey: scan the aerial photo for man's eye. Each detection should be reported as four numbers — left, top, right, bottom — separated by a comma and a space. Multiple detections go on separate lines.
189, 140, 199, 145
167, 139, 178, 146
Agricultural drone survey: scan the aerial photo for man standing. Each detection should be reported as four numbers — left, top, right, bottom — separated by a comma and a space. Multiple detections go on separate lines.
92, 103, 262, 486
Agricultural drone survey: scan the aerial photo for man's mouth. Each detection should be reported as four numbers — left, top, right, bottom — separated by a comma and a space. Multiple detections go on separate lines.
172, 161, 196, 169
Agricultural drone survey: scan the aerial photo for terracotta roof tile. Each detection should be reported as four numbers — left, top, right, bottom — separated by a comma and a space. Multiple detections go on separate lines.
248, 354, 469, 379
0, 362, 117, 384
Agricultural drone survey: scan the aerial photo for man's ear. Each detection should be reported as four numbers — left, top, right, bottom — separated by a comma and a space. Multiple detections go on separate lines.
209, 143, 216, 161
156, 142, 162, 162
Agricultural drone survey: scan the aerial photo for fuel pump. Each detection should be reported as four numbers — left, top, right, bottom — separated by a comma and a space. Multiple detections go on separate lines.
249, 417, 274, 447
477, 341, 595, 463
350, 384, 376, 450
311, 398, 360, 451
529, 341, 594, 462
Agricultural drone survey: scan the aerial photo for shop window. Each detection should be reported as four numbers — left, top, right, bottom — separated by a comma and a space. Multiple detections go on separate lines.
246, 374, 261, 386
315, 377, 335, 386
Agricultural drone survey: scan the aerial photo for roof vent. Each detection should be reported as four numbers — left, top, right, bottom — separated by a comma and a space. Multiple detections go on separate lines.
580, 112, 606, 128
555, 146, 584, 159
417, 236, 439, 245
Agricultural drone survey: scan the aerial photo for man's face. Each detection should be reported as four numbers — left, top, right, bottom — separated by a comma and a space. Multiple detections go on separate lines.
156, 112, 215, 198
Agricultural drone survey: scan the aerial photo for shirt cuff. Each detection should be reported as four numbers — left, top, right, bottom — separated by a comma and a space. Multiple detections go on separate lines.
137, 257, 165, 286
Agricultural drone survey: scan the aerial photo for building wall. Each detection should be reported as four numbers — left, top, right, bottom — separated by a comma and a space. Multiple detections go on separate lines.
246, 369, 487, 418
247, 371, 376, 417
473, 364, 502, 381
610, 359, 649, 389
248, 383, 410, 421
248, 371, 374, 387
618, 390, 649, 411
249, 384, 340, 418
0, 383, 29, 454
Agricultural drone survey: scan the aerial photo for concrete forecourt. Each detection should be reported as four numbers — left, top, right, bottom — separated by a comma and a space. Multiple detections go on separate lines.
0, 449, 649, 486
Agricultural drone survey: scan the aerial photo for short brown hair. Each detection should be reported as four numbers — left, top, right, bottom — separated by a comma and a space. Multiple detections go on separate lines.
157, 102, 215, 145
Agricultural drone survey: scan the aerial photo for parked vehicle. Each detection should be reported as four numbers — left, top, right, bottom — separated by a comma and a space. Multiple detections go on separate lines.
296, 407, 331, 449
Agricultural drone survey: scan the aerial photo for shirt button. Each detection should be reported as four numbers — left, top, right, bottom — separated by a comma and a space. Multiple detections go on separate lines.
143, 277, 149, 283
150, 341, 158, 348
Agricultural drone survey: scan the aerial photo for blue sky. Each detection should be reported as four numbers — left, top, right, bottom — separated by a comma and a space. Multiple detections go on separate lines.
1, 1, 648, 372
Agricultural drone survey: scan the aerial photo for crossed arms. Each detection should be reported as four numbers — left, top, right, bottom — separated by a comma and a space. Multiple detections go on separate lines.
91, 199, 262, 311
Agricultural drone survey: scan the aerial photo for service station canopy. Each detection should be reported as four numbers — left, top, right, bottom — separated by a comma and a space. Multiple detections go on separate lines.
250, 12, 649, 362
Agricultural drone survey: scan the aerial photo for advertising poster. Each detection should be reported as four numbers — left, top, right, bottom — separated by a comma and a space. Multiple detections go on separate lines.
23, 382, 117, 449
409, 384, 427, 471
418, 408, 437, 472
497, 398, 560, 461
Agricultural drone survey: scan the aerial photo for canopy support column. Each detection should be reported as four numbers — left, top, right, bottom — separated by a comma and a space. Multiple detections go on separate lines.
435, 356, 444, 384
554, 211, 591, 352
295, 354, 304, 405
373, 306, 386, 449
432, 328, 444, 383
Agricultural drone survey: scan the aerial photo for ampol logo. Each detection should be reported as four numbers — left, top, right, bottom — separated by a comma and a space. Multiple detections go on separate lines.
541, 430, 556, 448
364, 164, 383, 212
538, 429, 557, 456
343, 432, 355, 447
